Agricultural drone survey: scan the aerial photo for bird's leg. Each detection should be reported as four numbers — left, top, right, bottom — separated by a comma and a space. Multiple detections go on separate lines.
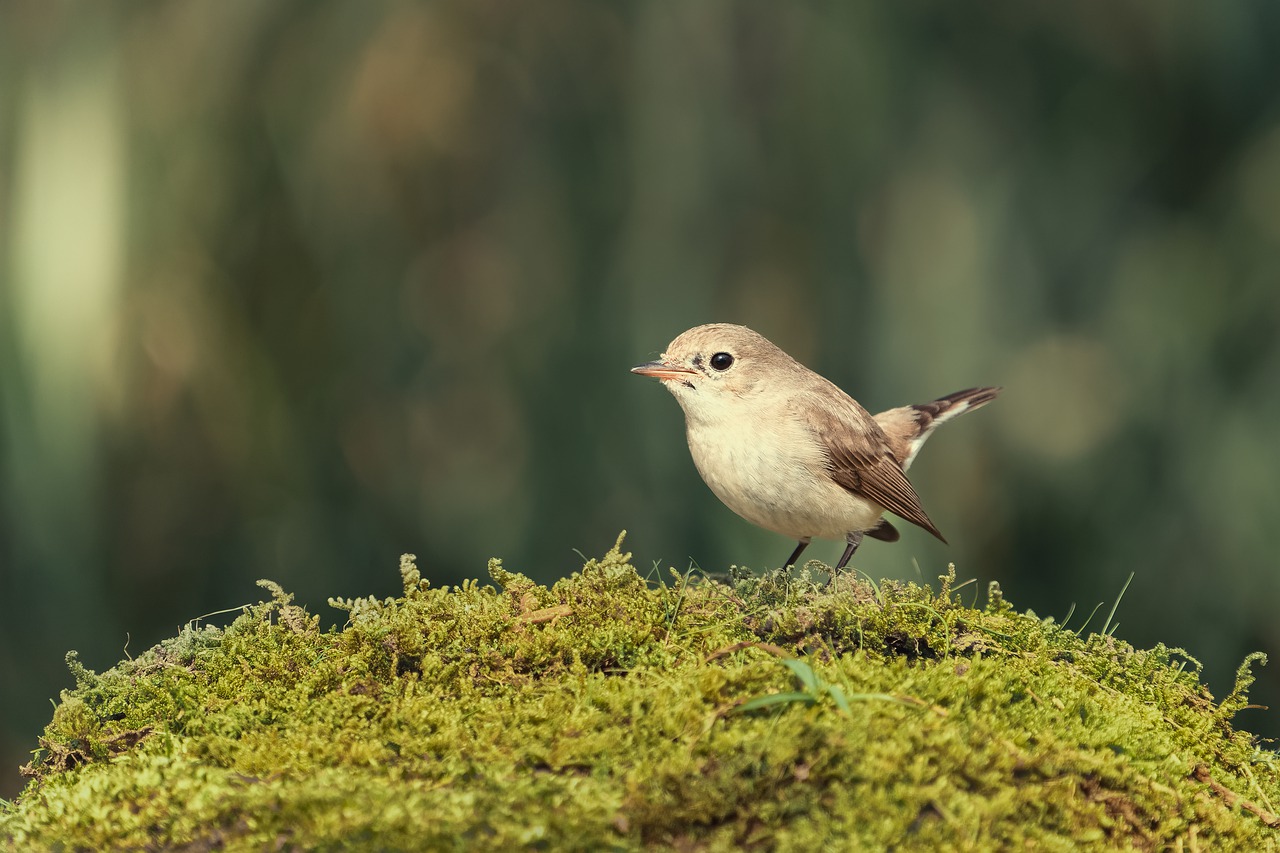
783, 539, 811, 568
834, 531, 864, 570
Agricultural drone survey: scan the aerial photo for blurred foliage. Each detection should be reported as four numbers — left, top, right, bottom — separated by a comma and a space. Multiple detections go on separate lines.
2, 1, 1278, 798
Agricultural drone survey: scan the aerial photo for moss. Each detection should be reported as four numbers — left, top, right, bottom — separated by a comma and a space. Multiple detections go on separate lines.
3, 533, 1277, 850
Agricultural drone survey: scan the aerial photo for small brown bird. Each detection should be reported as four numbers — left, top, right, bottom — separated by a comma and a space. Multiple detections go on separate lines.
632, 323, 1000, 569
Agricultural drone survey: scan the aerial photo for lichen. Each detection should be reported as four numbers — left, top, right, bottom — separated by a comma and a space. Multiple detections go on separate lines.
2, 532, 1277, 850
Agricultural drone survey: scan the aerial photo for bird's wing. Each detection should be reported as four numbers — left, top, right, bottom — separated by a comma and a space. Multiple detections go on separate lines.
801, 391, 947, 543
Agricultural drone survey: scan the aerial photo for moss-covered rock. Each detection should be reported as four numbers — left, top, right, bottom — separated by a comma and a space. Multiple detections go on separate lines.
3, 533, 1277, 850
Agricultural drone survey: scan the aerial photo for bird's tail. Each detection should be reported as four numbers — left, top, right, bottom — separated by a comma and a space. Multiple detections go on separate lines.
874, 386, 1001, 470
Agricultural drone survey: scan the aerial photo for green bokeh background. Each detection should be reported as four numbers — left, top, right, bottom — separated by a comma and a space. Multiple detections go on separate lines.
2, 2, 1278, 799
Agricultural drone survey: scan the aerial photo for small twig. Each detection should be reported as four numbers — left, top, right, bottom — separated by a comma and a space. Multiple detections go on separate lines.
703, 641, 789, 663
518, 605, 573, 625
1190, 764, 1280, 828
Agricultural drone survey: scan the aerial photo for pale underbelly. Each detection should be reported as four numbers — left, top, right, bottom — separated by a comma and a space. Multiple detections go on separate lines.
689, 435, 884, 541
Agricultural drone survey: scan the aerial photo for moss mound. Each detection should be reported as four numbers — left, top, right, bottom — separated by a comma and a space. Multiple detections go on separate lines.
3, 534, 1278, 850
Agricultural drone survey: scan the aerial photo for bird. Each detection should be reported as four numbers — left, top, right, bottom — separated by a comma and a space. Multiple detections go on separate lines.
631, 323, 1000, 570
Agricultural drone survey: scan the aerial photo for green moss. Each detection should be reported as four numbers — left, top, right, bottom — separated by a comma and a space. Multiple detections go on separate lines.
3, 533, 1277, 850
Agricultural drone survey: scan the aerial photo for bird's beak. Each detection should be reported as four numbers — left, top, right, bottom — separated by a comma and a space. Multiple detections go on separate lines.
631, 360, 698, 381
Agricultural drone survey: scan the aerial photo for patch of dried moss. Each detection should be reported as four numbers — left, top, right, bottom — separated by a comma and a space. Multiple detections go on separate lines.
2, 533, 1277, 850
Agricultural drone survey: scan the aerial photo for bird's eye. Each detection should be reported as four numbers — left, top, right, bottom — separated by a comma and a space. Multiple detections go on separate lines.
709, 352, 734, 371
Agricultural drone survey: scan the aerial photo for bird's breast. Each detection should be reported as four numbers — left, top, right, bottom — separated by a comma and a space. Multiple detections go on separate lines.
682, 415, 881, 540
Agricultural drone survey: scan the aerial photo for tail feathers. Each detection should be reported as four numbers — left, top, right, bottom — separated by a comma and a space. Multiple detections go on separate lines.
875, 386, 1001, 470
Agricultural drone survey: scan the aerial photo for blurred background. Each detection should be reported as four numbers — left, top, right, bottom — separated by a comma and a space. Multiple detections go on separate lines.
3, 2, 1279, 798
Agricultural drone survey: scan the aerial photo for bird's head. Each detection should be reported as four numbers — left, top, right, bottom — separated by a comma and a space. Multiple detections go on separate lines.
631, 323, 797, 422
